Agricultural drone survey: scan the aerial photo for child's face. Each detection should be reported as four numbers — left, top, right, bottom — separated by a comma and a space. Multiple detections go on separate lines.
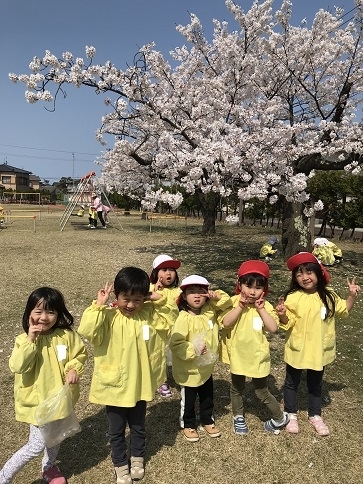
183, 284, 208, 310
295, 267, 318, 293
116, 291, 146, 317
157, 267, 177, 287
239, 281, 264, 304
29, 299, 58, 334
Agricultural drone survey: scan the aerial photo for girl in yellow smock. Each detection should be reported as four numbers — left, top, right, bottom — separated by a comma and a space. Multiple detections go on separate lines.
276, 252, 360, 436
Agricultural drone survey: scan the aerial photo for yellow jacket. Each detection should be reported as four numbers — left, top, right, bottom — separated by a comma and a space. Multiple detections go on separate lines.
149, 284, 181, 344
9, 328, 87, 425
78, 297, 178, 407
280, 289, 348, 371
169, 290, 232, 387
259, 243, 277, 258
312, 246, 335, 266
219, 296, 279, 378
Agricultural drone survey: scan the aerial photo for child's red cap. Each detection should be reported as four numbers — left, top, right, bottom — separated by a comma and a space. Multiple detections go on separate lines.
286, 252, 330, 284
235, 260, 270, 294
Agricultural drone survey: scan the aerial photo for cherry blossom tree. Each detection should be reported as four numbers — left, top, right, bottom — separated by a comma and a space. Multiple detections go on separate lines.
9, 0, 363, 255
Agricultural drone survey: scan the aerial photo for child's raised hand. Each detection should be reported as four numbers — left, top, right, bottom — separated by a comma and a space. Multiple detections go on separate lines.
275, 296, 286, 316
97, 282, 113, 306
27, 316, 44, 342
154, 278, 164, 291
347, 277, 361, 297
207, 290, 220, 301
65, 369, 79, 384
254, 292, 265, 310
238, 291, 248, 309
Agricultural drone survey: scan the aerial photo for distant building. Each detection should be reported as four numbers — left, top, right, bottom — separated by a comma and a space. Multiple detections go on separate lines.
29, 174, 41, 190
0, 163, 32, 191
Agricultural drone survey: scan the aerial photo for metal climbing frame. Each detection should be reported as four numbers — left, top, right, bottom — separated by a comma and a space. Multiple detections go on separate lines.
59, 171, 122, 231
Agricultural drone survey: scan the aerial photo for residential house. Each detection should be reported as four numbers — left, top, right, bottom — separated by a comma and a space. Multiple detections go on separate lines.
0, 163, 32, 191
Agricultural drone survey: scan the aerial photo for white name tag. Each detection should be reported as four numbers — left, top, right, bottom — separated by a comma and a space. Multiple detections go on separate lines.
208, 320, 214, 330
252, 317, 263, 331
142, 325, 150, 341
321, 307, 327, 319
56, 344, 67, 361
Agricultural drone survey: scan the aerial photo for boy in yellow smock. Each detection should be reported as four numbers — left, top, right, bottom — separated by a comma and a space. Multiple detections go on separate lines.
78, 267, 178, 484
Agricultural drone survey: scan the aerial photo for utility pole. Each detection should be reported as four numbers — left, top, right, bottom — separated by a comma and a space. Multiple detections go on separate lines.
72, 153, 75, 200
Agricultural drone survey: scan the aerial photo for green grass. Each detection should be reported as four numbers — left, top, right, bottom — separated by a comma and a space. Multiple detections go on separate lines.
0, 206, 362, 483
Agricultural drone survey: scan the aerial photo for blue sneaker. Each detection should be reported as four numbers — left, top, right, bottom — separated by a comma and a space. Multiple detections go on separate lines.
264, 411, 290, 434
233, 415, 248, 435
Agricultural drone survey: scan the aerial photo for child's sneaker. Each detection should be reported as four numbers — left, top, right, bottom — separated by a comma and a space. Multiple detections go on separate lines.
264, 411, 290, 434
183, 428, 199, 442
157, 382, 172, 397
309, 415, 330, 436
233, 415, 249, 435
114, 465, 132, 484
202, 424, 221, 438
285, 413, 299, 434
130, 457, 145, 481
42, 465, 67, 484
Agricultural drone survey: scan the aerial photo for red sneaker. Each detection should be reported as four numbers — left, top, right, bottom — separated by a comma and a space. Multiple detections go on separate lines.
42, 465, 67, 484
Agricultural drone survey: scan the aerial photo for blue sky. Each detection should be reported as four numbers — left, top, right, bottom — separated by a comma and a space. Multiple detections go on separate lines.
0, 0, 357, 182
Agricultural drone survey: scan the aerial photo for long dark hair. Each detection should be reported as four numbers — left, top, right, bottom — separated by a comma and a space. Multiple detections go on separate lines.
286, 262, 336, 319
22, 287, 74, 334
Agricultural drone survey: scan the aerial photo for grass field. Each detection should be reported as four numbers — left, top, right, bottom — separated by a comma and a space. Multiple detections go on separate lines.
1, 205, 363, 484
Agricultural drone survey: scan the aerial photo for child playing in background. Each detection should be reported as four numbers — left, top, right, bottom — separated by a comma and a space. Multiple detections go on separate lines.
259, 236, 278, 261
149, 254, 181, 398
0, 287, 87, 484
70, 204, 85, 217
312, 237, 343, 266
276, 252, 360, 436
88, 205, 97, 228
78, 267, 178, 484
220, 260, 288, 435
169, 275, 232, 442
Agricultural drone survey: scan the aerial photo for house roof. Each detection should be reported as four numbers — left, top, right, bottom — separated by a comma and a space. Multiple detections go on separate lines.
29, 174, 41, 181
0, 163, 32, 175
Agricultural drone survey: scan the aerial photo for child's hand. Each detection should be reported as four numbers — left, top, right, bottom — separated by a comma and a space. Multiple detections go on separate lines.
275, 296, 286, 316
206, 290, 220, 301
148, 291, 162, 301
347, 277, 361, 297
255, 292, 265, 310
154, 278, 164, 291
27, 316, 44, 342
97, 282, 113, 306
66, 369, 79, 384
238, 292, 248, 309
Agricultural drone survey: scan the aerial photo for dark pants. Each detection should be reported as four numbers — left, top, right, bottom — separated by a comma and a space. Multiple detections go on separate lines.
284, 364, 324, 417
97, 210, 106, 227
106, 401, 146, 467
181, 376, 214, 429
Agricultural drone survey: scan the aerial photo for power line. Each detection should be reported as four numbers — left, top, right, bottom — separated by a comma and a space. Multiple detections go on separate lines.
0, 152, 97, 163
0, 143, 100, 156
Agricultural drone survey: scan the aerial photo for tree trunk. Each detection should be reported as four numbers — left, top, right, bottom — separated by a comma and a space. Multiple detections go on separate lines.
197, 191, 219, 235
281, 200, 311, 259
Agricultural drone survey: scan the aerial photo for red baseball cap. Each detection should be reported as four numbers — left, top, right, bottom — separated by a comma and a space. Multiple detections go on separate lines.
235, 260, 270, 294
286, 252, 330, 284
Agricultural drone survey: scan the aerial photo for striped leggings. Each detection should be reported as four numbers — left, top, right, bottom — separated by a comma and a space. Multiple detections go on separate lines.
0, 425, 60, 484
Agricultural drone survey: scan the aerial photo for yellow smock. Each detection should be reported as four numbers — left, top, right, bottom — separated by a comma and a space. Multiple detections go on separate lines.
280, 289, 348, 371
259, 243, 277, 258
78, 297, 178, 407
9, 328, 87, 425
219, 296, 279, 378
169, 290, 232, 387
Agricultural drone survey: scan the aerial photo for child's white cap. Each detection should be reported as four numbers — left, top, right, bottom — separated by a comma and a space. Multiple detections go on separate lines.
180, 275, 209, 290
152, 254, 181, 270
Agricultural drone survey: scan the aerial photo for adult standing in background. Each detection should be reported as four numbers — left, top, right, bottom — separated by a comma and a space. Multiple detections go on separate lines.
92, 194, 106, 229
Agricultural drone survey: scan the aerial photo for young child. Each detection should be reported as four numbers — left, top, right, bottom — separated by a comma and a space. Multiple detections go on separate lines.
169, 275, 232, 442
220, 260, 289, 435
70, 205, 85, 217
78, 267, 178, 484
149, 254, 181, 398
276, 252, 360, 436
259, 236, 278, 261
312, 237, 343, 266
88, 205, 97, 228
0, 287, 87, 484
